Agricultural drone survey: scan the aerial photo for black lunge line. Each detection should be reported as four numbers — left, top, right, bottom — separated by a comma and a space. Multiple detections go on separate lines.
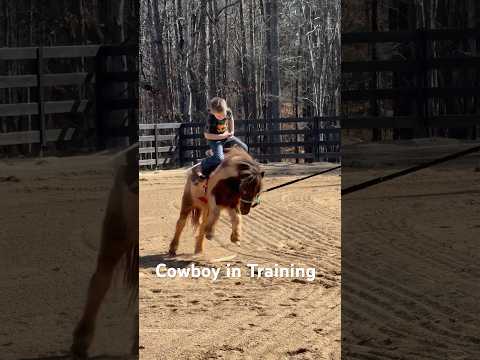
342, 145, 480, 196
263, 165, 341, 193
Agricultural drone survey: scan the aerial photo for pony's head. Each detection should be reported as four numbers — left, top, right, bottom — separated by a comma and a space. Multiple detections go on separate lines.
210, 147, 264, 215
237, 159, 264, 215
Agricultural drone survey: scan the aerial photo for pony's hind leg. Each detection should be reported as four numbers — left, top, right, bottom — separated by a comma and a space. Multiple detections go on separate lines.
204, 198, 221, 240
131, 307, 139, 356
194, 208, 210, 254
168, 206, 191, 256
227, 207, 242, 244
71, 222, 128, 358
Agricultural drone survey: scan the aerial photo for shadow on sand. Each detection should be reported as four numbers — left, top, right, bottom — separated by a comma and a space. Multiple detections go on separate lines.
19, 354, 134, 360
139, 253, 194, 269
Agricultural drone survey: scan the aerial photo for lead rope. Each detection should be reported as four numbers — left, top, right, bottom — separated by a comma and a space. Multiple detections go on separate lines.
251, 165, 341, 208
342, 144, 480, 195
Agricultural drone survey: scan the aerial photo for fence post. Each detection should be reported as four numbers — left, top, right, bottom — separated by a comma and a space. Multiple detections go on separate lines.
177, 124, 184, 167
154, 124, 159, 169
415, 29, 428, 138
127, 53, 137, 146
295, 120, 299, 164
313, 117, 320, 162
36, 46, 46, 155
95, 49, 106, 150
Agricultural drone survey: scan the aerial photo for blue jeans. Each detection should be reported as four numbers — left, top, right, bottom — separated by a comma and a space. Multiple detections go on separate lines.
201, 136, 248, 177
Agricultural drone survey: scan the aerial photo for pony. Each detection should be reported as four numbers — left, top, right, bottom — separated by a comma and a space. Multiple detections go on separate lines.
169, 147, 264, 256
71, 143, 139, 358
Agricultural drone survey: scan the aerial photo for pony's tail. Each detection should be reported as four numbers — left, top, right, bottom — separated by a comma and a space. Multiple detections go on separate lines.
191, 208, 201, 230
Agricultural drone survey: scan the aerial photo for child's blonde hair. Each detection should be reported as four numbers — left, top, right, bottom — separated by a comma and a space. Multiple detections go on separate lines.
209, 97, 229, 114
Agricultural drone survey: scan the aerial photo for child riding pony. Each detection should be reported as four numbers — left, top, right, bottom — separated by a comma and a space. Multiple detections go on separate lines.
196, 97, 248, 179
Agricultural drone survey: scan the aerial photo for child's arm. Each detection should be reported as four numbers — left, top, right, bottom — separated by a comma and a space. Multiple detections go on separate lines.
204, 114, 231, 141
204, 132, 230, 141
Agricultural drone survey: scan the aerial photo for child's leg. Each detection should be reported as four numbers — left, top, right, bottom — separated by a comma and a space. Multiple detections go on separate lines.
200, 140, 225, 177
224, 136, 249, 152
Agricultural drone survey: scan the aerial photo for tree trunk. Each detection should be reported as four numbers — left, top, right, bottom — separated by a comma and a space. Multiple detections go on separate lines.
223, 0, 229, 94
175, 0, 187, 117
151, 0, 169, 115
101, 0, 129, 148
264, 0, 280, 158
208, 0, 218, 97
238, 0, 250, 118
249, 0, 258, 119
264, 0, 280, 120
196, 0, 208, 112
369, 0, 381, 141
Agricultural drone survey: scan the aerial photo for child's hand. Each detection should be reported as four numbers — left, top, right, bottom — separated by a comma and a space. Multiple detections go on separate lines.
224, 132, 233, 138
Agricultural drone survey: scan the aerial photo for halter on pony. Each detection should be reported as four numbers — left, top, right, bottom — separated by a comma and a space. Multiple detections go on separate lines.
240, 194, 261, 206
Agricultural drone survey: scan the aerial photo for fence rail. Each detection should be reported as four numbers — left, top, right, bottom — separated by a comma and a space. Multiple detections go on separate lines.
0, 44, 138, 152
341, 29, 480, 131
342, 29, 480, 43
342, 115, 480, 129
139, 117, 340, 169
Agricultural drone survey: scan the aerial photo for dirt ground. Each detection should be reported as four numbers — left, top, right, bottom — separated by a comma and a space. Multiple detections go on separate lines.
3, 138, 477, 359
342, 139, 480, 359
139, 162, 341, 360
0, 154, 136, 359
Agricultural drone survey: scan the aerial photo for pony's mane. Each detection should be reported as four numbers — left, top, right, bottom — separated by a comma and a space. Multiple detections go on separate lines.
223, 147, 262, 187
224, 146, 254, 162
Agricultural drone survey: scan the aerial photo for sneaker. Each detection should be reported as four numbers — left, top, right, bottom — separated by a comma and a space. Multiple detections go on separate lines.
192, 165, 207, 181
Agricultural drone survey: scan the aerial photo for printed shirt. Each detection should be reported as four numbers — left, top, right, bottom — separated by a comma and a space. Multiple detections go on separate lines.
204, 110, 232, 135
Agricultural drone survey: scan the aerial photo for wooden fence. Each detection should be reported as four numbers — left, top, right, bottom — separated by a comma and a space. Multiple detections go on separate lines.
0, 44, 138, 153
341, 29, 480, 131
139, 122, 181, 167
139, 117, 340, 169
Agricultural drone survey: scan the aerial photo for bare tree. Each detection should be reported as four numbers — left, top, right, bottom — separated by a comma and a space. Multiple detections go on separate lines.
139, 0, 341, 124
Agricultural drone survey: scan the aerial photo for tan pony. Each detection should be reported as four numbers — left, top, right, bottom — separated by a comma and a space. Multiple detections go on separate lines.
71, 144, 139, 358
169, 147, 264, 255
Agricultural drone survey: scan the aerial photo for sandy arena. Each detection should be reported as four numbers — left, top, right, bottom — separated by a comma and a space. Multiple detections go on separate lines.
0, 154, 136, 359
342, 139, 480, 359
139, 162, 341, 360
2, 138, 477, 359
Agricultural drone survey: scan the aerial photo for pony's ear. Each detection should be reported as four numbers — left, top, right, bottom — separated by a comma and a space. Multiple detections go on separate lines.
260, 171, 265, 178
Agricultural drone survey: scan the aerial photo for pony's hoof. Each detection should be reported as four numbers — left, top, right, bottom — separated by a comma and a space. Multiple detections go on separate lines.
70, 341, 88, 359
205, 232, 214, 240
131, 338, 139, 356
230, 234, 241, 244
168, 249, 177, 256
71, 323, 92, 359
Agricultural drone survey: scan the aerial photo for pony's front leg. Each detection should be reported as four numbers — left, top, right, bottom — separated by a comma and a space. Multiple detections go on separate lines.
204, 199, 221, 240
71, 250, 124, 358
227, 207, 242, 244
168, 206, 190, 256
195, 208, 210, 254
71, 204, 128, 358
